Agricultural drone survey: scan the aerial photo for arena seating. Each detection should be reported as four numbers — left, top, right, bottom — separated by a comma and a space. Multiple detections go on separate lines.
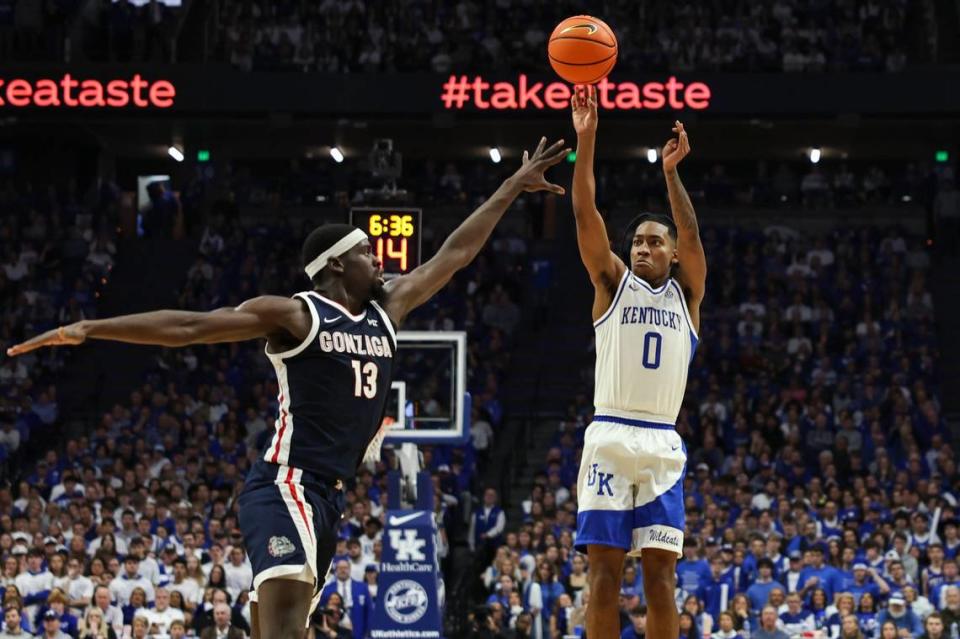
0, 153, 956, 639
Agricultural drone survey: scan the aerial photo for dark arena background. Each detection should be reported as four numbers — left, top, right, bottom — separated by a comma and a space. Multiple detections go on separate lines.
1, 2, 960, 639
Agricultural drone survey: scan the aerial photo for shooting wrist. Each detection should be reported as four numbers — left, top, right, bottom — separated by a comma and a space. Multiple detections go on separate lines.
576, 130, 596, 144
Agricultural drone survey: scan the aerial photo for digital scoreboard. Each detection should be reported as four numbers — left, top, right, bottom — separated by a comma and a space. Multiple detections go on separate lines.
349, 207, 423, 277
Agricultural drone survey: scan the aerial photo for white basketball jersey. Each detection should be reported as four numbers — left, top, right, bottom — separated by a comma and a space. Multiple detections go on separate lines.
593, 271, 698, 424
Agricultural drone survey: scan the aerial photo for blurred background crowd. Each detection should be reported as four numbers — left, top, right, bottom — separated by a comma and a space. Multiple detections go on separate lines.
1, 1, 959, 639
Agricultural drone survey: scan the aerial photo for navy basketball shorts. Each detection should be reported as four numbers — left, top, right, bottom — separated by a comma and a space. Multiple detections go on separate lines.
575, 415, 686, 557
238, 460, 345, 607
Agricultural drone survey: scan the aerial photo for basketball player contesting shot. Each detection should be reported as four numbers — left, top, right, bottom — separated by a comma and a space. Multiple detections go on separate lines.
569, 85, 706, 639
7, 137, 571, 639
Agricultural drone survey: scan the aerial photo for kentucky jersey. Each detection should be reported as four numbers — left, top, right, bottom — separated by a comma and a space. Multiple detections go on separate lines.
262, 291, 397, 480
575, 270, 698, 558
593, 271, 698, 424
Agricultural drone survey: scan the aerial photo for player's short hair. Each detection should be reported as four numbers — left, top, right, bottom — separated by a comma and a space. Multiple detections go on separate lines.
301, 224, 364, 283
621, 212, 678, 259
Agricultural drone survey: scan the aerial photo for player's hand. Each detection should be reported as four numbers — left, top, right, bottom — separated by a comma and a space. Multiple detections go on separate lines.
6, 322, 87, 357
509, 136, 570, 195
662, 120, 691, 173
571, 84, 598, 135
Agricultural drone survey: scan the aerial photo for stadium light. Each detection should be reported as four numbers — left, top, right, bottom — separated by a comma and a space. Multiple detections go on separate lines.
936, 150, 949, 163
167, 146, 184, 162
809, 147, 821, 164
646, 148, 658, 164
489, 147, 502, 164
330, 147, 344, 163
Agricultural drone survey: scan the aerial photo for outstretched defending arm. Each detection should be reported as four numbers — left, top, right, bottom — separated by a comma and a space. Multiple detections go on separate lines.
6, 296, 309, 356
661, 120, 706, 332
382, 137, 570, 326
570, 85, 626, 321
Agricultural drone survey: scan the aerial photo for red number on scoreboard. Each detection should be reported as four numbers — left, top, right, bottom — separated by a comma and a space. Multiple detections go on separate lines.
374, 237, 408, 272
386, 238, 407, 271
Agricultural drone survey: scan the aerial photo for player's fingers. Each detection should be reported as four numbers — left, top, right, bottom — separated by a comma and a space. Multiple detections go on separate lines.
541, 147, 572, 167
546, 182, 566, 195
522, 150, 529, 163
543, 138, 565, 155
534, 136, 547, 157
6, 335, 50, 356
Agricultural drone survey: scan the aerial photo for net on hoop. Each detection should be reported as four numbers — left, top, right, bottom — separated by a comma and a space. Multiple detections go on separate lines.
362, 416, 396, 464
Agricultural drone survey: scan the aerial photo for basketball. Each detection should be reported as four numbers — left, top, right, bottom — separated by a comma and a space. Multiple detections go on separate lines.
548, 15, 618, 85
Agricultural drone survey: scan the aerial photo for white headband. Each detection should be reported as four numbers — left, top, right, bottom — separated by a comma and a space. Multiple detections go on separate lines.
304, 228, 368, 279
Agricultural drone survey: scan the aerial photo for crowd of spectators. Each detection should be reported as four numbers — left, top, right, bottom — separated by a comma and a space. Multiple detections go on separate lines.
214, 0, 933, 74
0, 0, 179, 63
0, 0, 940, 73
0, 150, 955, 639
0, 178, 119, 479
0, 160, 540, 638
81, 0, 180, 63
472, 223, 950, 639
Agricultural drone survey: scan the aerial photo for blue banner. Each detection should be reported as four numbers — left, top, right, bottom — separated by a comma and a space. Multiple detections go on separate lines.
370, 475, 443, 638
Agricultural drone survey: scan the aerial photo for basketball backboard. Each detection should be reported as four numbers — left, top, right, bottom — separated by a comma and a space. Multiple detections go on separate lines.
381, 331, 470, 446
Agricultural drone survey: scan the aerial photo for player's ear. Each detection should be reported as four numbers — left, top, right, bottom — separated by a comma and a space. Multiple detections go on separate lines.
326, 256, 346, 275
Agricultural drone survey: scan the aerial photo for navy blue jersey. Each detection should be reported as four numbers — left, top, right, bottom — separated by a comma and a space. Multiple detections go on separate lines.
262, 291, 397, 480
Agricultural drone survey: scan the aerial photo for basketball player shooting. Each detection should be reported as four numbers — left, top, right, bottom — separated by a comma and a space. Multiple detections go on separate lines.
569, 85, 706, 639
7, 137, 570, 639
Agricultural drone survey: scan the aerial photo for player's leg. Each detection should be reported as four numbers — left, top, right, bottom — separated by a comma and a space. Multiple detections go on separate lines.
238, 463, 330, 639
641, 548, 680, 639
586, 544, 627, 639
575, 423, 635, 639
256, 579, 316, 639
633, 429, 687, 639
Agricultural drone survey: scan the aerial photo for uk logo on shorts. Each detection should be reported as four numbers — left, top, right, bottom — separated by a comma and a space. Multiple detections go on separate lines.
267, 535, 296, 558
586, 463, 615, 496
383, 580, 429, 624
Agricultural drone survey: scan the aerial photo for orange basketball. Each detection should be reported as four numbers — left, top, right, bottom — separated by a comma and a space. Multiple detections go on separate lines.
548, 15, 618, 85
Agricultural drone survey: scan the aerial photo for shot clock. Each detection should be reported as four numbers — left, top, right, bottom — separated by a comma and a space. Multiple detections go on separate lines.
349, 207, 423, 277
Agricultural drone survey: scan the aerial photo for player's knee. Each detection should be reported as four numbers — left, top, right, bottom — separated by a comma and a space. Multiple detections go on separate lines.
588, 563, 621, 596
645, 572, 675, 598
643, 563, 676, 598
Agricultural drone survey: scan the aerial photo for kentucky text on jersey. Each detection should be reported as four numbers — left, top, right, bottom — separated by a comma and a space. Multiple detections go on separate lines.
619, 306, 684, 331
318, 331, 394, 358
593, 273, 698, 423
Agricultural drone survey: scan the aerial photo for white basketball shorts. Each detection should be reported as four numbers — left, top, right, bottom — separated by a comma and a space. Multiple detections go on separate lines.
575, 414, 686, 557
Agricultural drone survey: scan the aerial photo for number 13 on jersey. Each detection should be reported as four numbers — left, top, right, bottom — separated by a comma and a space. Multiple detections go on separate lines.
351, 360, 378, 398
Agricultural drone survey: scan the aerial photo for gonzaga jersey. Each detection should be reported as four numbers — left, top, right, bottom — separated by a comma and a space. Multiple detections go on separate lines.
593, 271, 698, 424
263, 291, 396, 479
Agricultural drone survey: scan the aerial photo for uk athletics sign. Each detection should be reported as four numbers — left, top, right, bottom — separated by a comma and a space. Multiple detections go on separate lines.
370, 481, 443, 638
